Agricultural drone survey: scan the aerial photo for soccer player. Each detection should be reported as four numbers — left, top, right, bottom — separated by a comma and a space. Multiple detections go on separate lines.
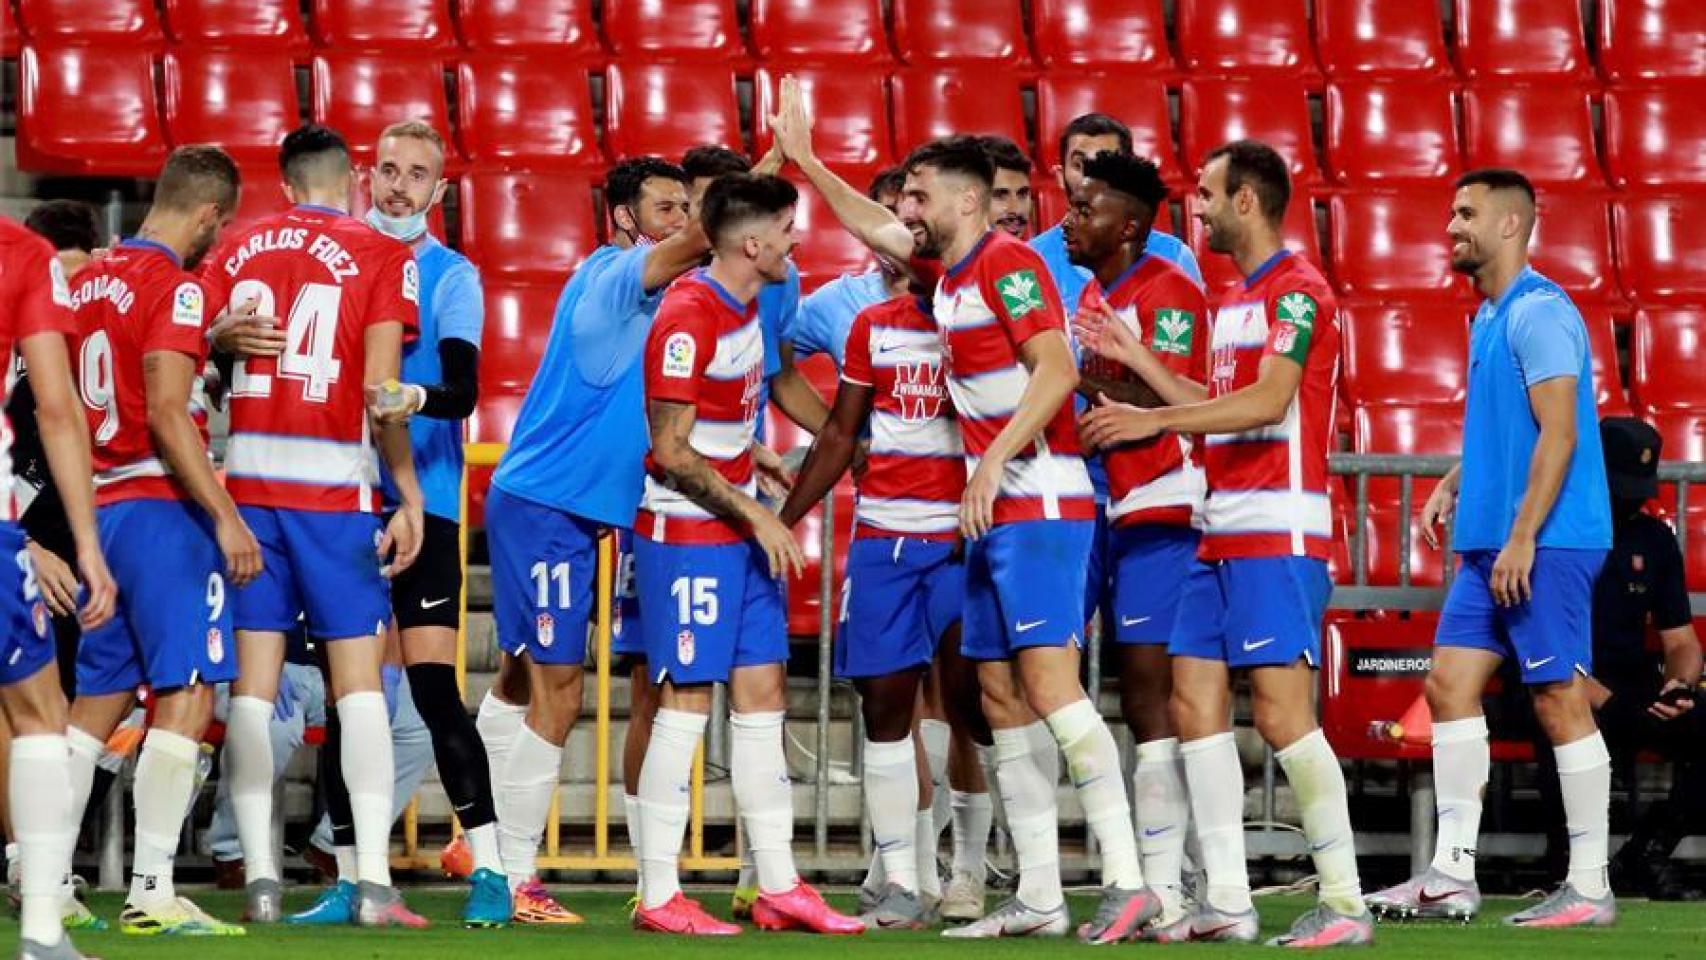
1365, 169, 1615, 928
1064, 151, 1208, 927
899, 136, 1156, 944
630, 173, 860, 937
60, 147, 256, 937
478, 156, 707, 923
207, 123, 427, 927
1, 212, 117, 960
1079, 140, 1370, 947
979, 136, 1034, 239
791, 167, 907, 365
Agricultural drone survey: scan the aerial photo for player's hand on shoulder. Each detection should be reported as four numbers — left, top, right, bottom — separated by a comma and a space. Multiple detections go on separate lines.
217, 513, 264, 588
26, 540, 78, 618
209, 298, 287, 358
75, 548, 117, 630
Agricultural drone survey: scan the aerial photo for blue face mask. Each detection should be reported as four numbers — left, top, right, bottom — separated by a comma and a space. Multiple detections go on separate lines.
365, 206, 429, 242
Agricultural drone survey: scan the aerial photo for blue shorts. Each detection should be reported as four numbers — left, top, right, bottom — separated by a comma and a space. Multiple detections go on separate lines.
1109, 524, 1202, 646
1169, 557, 1332, 669
612, 528, 645, 658
836, 537, 964, 679
634, 537, 788, 685
78, 500, 237, 695
487, 486, 597, 667
234, 506, 389, 641
1083, 504, 1113, 632
1436, 548, 1607, 685
0, 523, 53, 687
962, 519, 1093, 661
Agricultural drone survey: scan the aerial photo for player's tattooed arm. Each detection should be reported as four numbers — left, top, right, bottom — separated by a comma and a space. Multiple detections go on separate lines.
778, 380, 874, 527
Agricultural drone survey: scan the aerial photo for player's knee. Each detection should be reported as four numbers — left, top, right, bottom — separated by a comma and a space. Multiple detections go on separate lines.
1531, 680, 1594, 740
1424, 667, 1475, 718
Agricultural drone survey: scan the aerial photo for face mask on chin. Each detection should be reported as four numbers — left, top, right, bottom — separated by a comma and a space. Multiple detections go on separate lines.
366, 206, 429, 242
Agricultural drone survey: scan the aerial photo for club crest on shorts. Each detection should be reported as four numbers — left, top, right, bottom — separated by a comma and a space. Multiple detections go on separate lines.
677, 628, 696, 666
207, 627, 225, 664
536, 612, 555, 648
29, 600, 46, 639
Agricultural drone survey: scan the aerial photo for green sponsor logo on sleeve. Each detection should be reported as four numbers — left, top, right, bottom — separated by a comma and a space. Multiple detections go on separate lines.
1273, 291, 1318, 363
1152, 308, 1195, 356
995, 269, 1045, 320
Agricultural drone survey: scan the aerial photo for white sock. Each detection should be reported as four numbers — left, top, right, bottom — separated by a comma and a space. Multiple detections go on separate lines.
737, 846, 756, 893
919, 719, 951, 838
475, 692, 526, 806
730, 711, 798, 894
128, 729, 199, 907
226, 695, 279, 883
861, 848, 885, 893
863, 737, 919, 893
949, 789, 993, 879
336, 692, 395, 886
1275, 729, 1364, 915
1045, 700, 1143, 889
1555, 731, 1612, 898
497, 723, 562, 891
623, 793, 643, 894
334, 846, 357, 883
1181, 732, 1251, 913
637, 709, 705, 909
1022, 719, 1060, 788
1133, 738, 1190, 901
915, 807, 941, 898
12, 735, 73, 946
992, 726, 1063, 911
1430, 716, 1489, 882
64, 726, 104, 833
465, 823, 502, 876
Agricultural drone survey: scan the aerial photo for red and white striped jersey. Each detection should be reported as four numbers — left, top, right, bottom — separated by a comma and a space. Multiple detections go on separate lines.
72, 240, 220, 506
1200, 251, 1340, 561
203, 205, 419, 513
1080, 254, 1209, 529
840, 294, 963, 540
637, 270, 765, 545
0, 219, 78, 522
935, 231, 1094, 525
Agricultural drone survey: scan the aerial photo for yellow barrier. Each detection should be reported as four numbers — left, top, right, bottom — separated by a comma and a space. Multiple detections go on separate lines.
393, 442, 737, 872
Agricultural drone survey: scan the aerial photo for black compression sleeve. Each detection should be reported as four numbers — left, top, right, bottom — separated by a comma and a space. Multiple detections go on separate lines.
415, 338, 480, 421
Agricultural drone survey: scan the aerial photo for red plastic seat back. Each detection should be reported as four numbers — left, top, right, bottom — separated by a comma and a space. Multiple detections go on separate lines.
1329, 191, 1467, 301
1633, 308, 1706, 413
459, 170, 599, 283
17, 0, 164, 48
753, 66, 893, 176
1463, 85, 1604, 187
1180, 78, 1320, 185
1527, 195, 1620, 305
1339, 300, 1470, 408
311, 0, 456, 52
890, 69, 1027, 153
457, 58, 602, 172
1030, 0, 1171, 74
1175, 0, 1318, 80
1325, 79, 1460, 185
750, 0, 892, 65
604, 63, 742, 161
163, 50, 299, 166
312, 54, 455, 168
1614, 194, 1706, 305
1454, 0, 1592, 80
18, 46, 168, 176
1604, 83, 1706, 189
455, 0, 600, 55
892, 0, 1031, 67
1598, 0, 1706, 82
1315, 0, 1452, 77
162, 0, 309, 52
603, 0, 745, 61
1035, 73, 1180, 182
1322, 618, 1437, 760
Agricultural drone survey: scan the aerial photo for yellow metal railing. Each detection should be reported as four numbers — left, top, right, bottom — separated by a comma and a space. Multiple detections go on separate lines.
393, 442, 738, 871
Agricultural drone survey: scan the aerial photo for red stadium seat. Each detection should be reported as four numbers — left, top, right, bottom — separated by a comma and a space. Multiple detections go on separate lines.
892, 0, 1031, 68
1314, 0, 1452, 78
1030, 0, 1171, 74
1174, 0, 1319, 81
162, 0, 309, 52
1329, 192, 1467, 301
604, 63, 741, 161
1599, 0, 1706, 82
312, 54, 457, 169
750, 0, 892, 65
1454, 0, 1592, 80
163, 50, 298, 166
310, 0, 456, 52
481, 282, 560, 393
1614, 194, 1706, 305
1339, 300, 1470, 408
17, 46, 168, 176
1349, 405, 1462, 587
1180, 79, 1320, 185
1463, 85, 1604, 187
16, 0, 164, 48
1322, 617, 1437, 760
753, 66, 893, 177
459, 170, 599, 283
455, 0, 601, 56
1184, 189, 1321, 301
603, 0, 746, 62
1035, 73, 1180, 183
1632, 308, 1706, 414
457, 57, 602, 172
1604, 83, 1706, 189
1325, 79, 1461, 185
1581, 306, 1632, 417
787, 185, 876, 290
890, 69, 1027, 154
1527, 195, 1621, 305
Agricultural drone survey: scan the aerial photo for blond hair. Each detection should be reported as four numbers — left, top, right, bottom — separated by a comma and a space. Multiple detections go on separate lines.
378, 120, 447, 158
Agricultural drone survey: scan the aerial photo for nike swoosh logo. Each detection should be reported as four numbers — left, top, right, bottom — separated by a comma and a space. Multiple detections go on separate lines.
1242, 637, 1276, 652
1192, 922, 1237, 940
420, 597, 451, 610
1143, 826, 1174, 838
1004, 918, 1056, 937
1525, 656, 1556, 669
1418, 889, 1466, 904
1015, 620, 1046, 633
1121, 616, 1151, 627
1310, 839, 1337, 853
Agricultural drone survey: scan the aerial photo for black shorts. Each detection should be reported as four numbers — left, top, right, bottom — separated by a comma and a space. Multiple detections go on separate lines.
389, 512, 463, 630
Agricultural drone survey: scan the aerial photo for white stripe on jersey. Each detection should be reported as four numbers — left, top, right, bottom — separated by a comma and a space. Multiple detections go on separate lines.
965, 451, 1094, 513
867, 327, 946, 368
705, 320, 763, 380
946, 365, 1029, 422
689, 417, 753, 462
868, 410, 964, 459
226, 433, 379, 490
95, 456, 170, 487
642, 474, 759, 524
1107, 460, 1207, 525
1203, 487, 1331, 541
856, 495, 960, 535
1204, 421, 1294, 445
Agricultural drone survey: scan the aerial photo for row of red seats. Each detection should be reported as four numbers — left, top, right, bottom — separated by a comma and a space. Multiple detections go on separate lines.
8, 0, 1703, 82
23, 46, 1706, 198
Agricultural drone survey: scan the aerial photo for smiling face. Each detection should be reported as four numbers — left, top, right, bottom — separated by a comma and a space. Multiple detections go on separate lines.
1194, 154, 1243, 256
899, 165, 969, 260
1063, 178, 1141, 270
739, 207, 798, 285
1447, 183, 1518, 276
989, 167, 1033, 238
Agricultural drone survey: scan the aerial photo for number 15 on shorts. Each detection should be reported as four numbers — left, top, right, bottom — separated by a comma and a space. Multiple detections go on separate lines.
671, 576, 718, 625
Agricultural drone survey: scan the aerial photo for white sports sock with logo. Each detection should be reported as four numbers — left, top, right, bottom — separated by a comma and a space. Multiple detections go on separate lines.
636, 709, 705, 910
226, 695, 279, 883
1556, 731, 1611, 898
1181, 732, 1252, 913
992, 726, 1063, 911
12, 735, 72, 947
1430, 716, 1489, 882
1046, 699, 1143, 889
496, 723, 561, 892
1275, 729, 1364, 916
731, 711, 799, 894
338, 691, 395, 887
863, 737, 919, 893
949, 789, 993, 880
1133, 737, 1190, 902
129, 729, 200, 907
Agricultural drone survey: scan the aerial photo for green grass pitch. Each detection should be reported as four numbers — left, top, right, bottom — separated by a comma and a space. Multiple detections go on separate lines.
13, 889, 1706, 958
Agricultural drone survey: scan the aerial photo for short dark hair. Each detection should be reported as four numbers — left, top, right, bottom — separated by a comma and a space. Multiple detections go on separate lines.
1058, 113, 1133, 168
867, 166, 905, 202
979, 135, 1033, 177
903, 135, 995, 190
1204, 140, 1291, 225
279, 124, 350, 190
155, 145, 242, 214
1454, 167, 1537, 207
606, 156, 689, 211
1080, 151, 1168, 215
701, 173, 798, 245
24, 200, 101, 254
681, 145, 751, 182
